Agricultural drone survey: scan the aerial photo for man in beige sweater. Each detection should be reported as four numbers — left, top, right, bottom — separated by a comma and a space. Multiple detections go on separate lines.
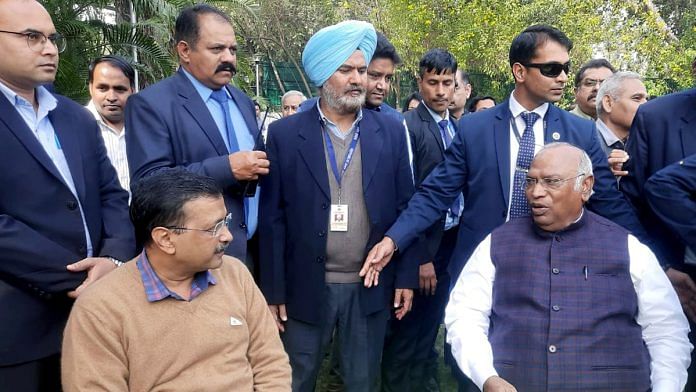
62, 169, 290, 391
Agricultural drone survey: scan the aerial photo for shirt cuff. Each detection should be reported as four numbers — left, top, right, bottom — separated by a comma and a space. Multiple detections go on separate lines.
471, 364, 498, 391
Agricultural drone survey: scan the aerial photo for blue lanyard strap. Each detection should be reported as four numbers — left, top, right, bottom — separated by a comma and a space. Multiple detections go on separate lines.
323, 124, 360, 189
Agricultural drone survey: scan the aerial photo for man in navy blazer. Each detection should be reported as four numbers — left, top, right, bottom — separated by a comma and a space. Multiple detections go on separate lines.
0, 1, 135, 389
126, 5, 268, 265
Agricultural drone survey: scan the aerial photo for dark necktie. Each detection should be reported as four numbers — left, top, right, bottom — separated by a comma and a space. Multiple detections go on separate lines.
510, 112, 539, 218
438, 119, 462, 217
210, 89, 240, 153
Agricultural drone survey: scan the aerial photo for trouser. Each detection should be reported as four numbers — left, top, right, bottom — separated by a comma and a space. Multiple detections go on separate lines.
281, 283, 390, 392
382, 227, 458, 392
0, 354, 61, 391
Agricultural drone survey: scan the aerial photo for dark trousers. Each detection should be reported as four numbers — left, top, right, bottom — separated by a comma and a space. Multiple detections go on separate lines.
0, 354, 61, 391
381, 227, 458, 392
281, 283, 390, 392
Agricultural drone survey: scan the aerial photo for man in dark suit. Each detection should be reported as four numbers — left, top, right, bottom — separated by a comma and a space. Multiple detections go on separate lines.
259, 20, 418, 392
622, 86, 696, 388
382, 48, 461, 392
0, 0, 135, 389
126, 4, 267, 266
360, 25, 648, 388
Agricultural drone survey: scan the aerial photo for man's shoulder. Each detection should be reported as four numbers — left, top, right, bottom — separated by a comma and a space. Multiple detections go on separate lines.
213, 256, 255, 291
52, 93, 93, 119
136, 74, 181, 101
363, 108, 403, 134
585, 210, 629, 234
74, 262, 143, 312
639, 87, 696, 115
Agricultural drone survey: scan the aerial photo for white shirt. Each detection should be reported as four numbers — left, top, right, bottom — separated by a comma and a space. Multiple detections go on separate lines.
507, 92, 548, 220
86, 101, 130, 193
444, 228, 692, 391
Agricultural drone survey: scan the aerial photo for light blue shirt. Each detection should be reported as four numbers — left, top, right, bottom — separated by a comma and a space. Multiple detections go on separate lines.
316, 99, 363, 140
181, 69, 258, 238
0, 81, 93, 256
423, 103, 462, 230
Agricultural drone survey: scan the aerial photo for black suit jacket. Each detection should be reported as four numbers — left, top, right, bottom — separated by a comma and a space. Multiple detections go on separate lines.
622, 88, 696, 268
125, 69, 260, 259
0, 90, 134, 365
405, 103, 459, 268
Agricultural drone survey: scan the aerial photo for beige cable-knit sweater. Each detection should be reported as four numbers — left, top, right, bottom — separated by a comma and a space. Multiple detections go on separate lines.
61, 256, 290, 391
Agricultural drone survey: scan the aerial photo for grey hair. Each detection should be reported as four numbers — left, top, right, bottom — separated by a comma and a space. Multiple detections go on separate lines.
595, 71, 643, 117
536, 142, 594, 192
281, 90, 307, 105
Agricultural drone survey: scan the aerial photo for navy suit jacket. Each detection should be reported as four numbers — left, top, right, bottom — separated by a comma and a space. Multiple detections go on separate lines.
258, 107, 419, 325
622, 88, 696, 268
125, 68, 260, 259
387, 100, 647, 280
0, 91, 134, 365
645, 155, 696, 248
405, 103, 459, 269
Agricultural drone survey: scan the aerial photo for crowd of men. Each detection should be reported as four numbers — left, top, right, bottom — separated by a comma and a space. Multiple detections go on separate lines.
1, 0, 695, 391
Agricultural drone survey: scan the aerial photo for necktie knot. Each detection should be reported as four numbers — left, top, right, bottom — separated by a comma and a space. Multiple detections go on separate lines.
438, 119, 449, 131
520, 112, 540, 130
210, 89, 228, 104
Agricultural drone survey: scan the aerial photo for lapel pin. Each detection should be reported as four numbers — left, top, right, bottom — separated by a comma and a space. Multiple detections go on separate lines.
230, 317, 243, 326
552, 132, 560, 141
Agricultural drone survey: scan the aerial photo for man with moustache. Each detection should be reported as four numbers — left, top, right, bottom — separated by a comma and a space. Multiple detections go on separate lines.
382, 48, 461, 392
446, 143, 689, 392
126, 4, 267, 267
359, 25, 647, 388
569, 58, 615, 120
449, 68, 472, 120
259, 20, 419, 392
62, 169, 291, 391
86, 55, 135, 193
0, 0, 135, 389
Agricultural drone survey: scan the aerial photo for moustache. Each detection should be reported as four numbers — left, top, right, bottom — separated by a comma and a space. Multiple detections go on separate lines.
343, 85, 366, 94
215, 62, 237, 75
215, 242, 229, 254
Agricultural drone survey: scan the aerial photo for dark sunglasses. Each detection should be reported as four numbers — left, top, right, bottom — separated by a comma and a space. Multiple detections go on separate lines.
523, 61, 571, 78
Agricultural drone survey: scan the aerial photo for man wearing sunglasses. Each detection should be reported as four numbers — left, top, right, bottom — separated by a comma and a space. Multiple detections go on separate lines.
569, 58, 616, 120
360, 24, 648, 388
62, 169, 291, 391
445, 143, 690, 391
0, 0, 135, 390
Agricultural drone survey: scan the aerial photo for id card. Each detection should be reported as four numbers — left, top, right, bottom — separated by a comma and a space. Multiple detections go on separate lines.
330, 204, 348, 232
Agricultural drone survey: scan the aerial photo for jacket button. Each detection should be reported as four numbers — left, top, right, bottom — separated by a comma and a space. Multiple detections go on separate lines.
322, 203, 328, 210
555, 236, 562, 242
318, 231, 325, 237
66, 201, 78, 210
239, 222, 247, 230
552, 305, 560, 311
548, 345, 557, 353
316, 256, 324, 263
552, 267, 560, 274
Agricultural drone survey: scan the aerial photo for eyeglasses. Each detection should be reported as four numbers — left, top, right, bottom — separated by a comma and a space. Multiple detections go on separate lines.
523, 61, 571, 78
524, 174, 585, 190
0, 30, 66, 53
166, 213, 232, 237
581, 78, 605, 88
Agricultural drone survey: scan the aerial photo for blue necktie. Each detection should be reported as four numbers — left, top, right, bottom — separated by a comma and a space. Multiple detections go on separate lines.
510, 112, 539, 218
438, 119, 462, 217
210, 89, 240, 153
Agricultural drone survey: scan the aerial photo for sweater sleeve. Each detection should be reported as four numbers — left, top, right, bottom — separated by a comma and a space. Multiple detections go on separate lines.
61, 301, 129, 392
239, 264, 292, 391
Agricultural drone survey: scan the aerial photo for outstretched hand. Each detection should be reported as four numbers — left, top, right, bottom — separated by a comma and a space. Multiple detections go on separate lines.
359, 237, 396, 287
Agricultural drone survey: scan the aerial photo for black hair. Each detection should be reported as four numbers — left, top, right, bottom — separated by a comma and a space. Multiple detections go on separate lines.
175, 4, 232, 48
129, 168, 222, 246
373, 32, 402, 65
402, 91, 422, 112
468, 95, 497, 112
88, 55, 135, 89
456, 69, 470, 87
508, 24, 573, 67
418, 48, 457, 79
574, 58, 616, 87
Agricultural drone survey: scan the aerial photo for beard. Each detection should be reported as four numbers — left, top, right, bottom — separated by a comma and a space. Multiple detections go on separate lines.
321, 82, 365, 114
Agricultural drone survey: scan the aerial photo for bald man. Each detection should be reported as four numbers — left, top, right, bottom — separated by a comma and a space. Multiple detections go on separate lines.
0, 0, 134, 389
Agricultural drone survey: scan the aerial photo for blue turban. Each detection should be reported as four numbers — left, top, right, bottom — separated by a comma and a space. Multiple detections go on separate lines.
302, 20, 377, 87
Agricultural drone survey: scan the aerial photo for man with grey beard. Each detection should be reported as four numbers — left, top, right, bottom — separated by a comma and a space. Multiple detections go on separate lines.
259, 20, 420, 392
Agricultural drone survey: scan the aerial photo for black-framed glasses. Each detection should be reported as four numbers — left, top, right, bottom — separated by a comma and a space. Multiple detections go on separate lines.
166, 213, 232, 237
581, 78, 605, 88
523, 61, 571, 78
524, 173, 585, 191
0, 30, 66, 53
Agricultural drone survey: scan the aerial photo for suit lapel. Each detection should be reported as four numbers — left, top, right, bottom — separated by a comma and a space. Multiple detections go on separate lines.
679, 96, 696, 156
543, 105, 562, 144
360, 115, 383, 192
49, 106, 85, 200
493, 103, 512, 207
0, 93, 66, 184
298, 109, 330, 199
175, 70, 229, 155
418, 104, 446, 153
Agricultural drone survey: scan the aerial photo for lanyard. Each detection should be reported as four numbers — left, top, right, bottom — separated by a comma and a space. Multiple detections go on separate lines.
323, 123, 360, 203
509, 113, 547, 143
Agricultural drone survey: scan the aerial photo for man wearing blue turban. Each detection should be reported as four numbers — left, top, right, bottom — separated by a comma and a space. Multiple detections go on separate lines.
259, 20, 421, 392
